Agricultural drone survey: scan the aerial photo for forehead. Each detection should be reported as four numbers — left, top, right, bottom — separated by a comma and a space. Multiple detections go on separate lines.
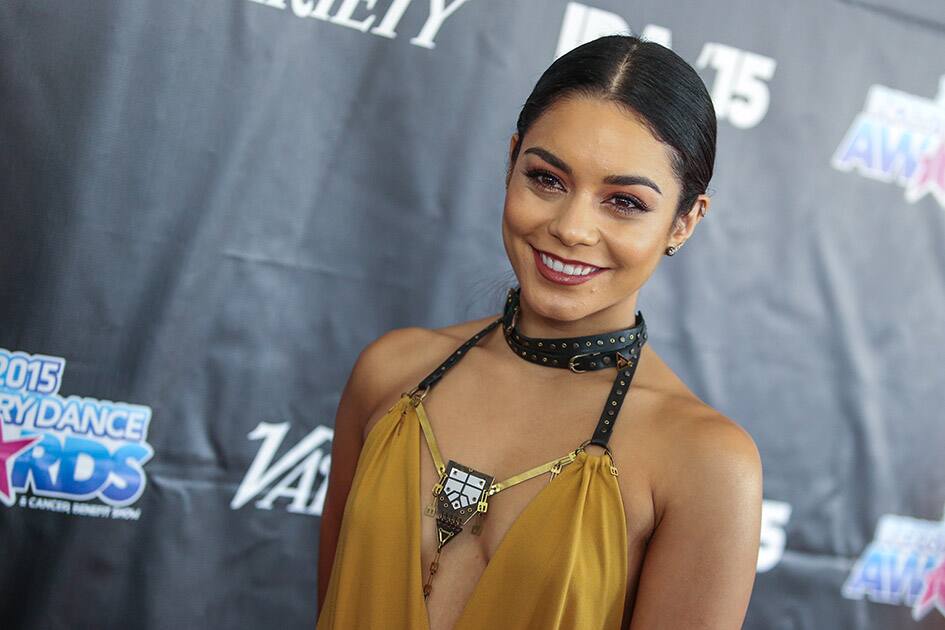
523, 95, 677, 184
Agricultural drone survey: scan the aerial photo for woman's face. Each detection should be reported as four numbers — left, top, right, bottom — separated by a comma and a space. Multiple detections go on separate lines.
501, 94, 705, 334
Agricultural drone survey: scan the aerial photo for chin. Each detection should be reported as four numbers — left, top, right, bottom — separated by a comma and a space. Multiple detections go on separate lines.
517, 281, 589, 323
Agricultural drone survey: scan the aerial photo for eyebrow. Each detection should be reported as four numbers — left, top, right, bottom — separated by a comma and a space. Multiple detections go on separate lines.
522, 146, 663, 195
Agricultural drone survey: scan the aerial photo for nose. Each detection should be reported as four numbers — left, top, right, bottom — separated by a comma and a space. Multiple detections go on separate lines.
547, 192, 600, 247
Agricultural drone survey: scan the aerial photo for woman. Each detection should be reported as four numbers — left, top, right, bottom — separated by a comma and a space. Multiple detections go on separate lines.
317, 34, 763, 630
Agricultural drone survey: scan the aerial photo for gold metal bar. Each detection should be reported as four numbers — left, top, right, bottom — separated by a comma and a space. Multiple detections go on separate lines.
489, 447, 582, 495
414, 400, 446, 476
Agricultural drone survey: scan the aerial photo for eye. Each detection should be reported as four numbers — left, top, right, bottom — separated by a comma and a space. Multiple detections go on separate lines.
610, 194, 649, 216
523, 168, 563, 192
523, 168, 650, 216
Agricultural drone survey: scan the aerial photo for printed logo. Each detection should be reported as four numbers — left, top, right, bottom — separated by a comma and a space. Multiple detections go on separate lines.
244, 0, 471, 50
842, 504, 945, 621
231, 422, 333, 516
832, 76, 945, 209
0, 348, 154, 520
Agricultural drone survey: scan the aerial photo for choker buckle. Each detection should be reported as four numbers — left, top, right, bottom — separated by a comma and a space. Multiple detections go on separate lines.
568, 352, 599, 374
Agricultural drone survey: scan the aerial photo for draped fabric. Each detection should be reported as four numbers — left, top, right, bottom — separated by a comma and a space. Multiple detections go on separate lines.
317, 394, 628, 630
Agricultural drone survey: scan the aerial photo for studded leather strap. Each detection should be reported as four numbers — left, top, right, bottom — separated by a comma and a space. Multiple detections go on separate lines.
414, 317, 503, 394
411, 286, 648, 449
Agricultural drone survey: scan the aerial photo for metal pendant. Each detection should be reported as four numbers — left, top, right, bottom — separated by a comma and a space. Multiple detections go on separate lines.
430, 459, 494, 550
422, 460, 494, 599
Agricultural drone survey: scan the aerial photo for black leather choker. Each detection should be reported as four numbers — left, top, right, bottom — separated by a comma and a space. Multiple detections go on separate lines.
501, 285, 647, 448
409, 286, 648, 449
501, 286, 646, 372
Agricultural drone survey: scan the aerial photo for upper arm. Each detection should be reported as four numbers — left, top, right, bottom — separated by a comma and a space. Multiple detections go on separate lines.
628, 414, 763, 630
316, 326, 426, 611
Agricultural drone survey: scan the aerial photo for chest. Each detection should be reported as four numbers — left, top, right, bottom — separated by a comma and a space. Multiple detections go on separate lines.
404, 379, 658, 630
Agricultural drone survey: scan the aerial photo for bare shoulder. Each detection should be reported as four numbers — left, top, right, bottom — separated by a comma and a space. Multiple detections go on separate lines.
650, 396, 762, 533
361, 314, 499, 379
616, 350, 762, 629
356, 314, 502, 428
635, 347, 762, 523
658, 396, 761, 475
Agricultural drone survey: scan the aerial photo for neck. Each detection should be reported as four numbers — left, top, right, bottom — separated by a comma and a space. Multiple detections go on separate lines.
499, 285, 647, 376
513, 287, 641, 340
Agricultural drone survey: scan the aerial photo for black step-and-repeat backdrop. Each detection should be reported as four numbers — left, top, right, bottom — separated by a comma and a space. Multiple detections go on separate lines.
2, 1, 945, 628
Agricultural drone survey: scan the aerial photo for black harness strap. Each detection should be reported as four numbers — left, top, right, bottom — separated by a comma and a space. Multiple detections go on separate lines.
410, 286, 648, 449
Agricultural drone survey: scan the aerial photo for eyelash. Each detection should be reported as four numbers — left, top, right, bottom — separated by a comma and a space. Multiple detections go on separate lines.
523, 168, 650, 215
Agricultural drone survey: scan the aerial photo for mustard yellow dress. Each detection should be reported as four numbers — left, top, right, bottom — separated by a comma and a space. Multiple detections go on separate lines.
316, 389, 629, 629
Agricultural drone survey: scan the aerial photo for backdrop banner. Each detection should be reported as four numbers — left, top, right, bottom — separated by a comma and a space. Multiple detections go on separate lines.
2, 1, 945, 628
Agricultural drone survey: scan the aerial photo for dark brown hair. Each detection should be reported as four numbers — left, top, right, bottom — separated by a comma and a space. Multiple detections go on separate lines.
507, 34, 717, 227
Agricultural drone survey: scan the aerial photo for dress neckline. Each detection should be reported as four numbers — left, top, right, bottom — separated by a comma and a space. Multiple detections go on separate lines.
396, 395, 624, 629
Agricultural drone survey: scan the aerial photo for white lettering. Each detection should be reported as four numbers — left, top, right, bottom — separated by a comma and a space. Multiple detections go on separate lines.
330, 0, 377, 32
246, 0, 463, 49
255, 450, 324, 513
248, 0, 287, 8
292, 0, 315, 18
639, 24, 670, 48
230, 421, 334, 510
27, 496, 72, 513
758, 499, 792, 572
555, 2, 629, 61
72, 502, 112, 518
309, 0, 336, 20
111, 506, 141, 520
696, 43, 776, 129
411, 0, 470, 50
370, 0, 412, 39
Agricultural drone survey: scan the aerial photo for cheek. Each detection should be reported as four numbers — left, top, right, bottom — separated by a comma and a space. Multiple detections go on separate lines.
604, 225, 668, 269
503, 184, 547, 237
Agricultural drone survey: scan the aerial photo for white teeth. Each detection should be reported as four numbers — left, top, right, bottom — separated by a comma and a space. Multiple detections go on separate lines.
540, 252, 598, 276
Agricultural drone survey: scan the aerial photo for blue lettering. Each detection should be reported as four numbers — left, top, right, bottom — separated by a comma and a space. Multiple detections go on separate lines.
11, 432, 61, 491
106, 407, 127, 439
81, 401, 107, 436
102, 443, 152, 505
11, 432, 152, 506
34, 397, 61, 429
58, 399, 83, 433
879, 126, 920, 184
58, 436, 112, 498
844, 547, 889, 602
836, 117, 878, 175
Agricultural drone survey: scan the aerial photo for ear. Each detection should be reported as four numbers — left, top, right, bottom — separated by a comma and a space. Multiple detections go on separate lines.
668, 194, 710, 246
505, 132, 520, 189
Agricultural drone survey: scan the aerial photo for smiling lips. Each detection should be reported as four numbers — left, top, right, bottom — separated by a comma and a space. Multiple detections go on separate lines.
531, 246, 607, 285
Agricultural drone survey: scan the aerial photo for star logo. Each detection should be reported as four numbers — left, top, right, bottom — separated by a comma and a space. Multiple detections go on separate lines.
905, 136, 945, 208
913, 554, 945, 621
0, 414, 41, 507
